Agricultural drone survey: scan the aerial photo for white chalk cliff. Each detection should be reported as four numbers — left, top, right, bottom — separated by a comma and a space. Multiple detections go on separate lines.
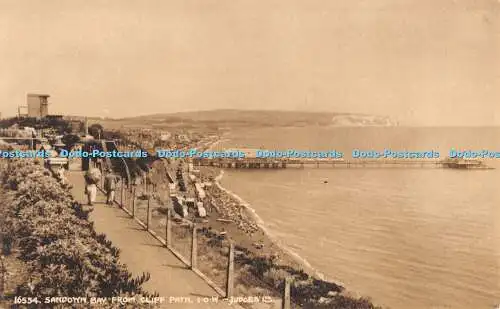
330, 114, 398, 126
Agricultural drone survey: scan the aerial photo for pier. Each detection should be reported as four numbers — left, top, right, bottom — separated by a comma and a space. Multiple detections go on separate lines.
192, 158, 492, 169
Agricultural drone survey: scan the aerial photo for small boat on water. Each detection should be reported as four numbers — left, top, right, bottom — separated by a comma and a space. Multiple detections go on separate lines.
441, 158, 493, 170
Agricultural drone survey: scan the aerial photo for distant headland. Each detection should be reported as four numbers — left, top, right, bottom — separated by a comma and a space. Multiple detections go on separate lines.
76, 109, 398, 129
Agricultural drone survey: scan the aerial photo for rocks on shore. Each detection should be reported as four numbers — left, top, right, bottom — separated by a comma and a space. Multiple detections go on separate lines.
206, 184, 259, 234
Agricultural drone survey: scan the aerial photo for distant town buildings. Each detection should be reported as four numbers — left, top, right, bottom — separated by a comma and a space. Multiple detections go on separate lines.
118, 128, 203, 153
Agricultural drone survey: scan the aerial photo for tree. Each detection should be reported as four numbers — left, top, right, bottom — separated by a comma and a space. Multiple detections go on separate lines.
61, 134, 81, 151
88, 124, 104, 139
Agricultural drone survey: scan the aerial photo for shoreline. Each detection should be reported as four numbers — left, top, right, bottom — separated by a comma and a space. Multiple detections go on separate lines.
214, 169, 333, 283
188, 135, 381, 308
207, 135, 341, 286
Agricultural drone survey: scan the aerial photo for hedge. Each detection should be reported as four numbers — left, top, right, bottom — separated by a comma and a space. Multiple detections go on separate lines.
0, 159, 155, 307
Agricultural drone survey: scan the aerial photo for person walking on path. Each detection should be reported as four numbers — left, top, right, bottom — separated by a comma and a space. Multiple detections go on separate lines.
104, 168, 120, 205
56, 165, 72, 189
84, 168, 101, 206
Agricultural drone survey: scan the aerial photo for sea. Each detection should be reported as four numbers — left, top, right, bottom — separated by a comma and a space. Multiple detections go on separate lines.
217, 126, 500, 309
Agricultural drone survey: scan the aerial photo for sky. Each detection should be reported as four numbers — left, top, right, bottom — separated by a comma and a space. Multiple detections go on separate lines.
0, 0, 499, 125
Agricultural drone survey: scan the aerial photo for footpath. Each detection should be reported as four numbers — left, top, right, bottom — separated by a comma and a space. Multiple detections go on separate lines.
67, 167, 238, 309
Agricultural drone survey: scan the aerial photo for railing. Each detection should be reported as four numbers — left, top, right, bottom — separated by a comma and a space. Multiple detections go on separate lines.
98, 171, 231, 296
98, 168, 293, 308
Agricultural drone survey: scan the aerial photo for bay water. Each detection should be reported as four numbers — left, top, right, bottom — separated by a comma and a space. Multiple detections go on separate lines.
219, 126, 500, 309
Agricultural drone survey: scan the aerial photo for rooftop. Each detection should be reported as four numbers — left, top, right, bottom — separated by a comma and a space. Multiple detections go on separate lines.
27, 93, 50, 98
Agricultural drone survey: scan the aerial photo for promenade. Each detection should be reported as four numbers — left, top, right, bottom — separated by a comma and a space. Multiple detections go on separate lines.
66, 164, 239, 309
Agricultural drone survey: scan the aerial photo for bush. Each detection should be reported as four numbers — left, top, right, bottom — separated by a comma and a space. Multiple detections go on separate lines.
0, 159, 154, 303
233, 245, 382, 309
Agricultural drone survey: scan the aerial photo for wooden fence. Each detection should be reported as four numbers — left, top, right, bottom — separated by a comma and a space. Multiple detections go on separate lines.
98, 169, 293, 308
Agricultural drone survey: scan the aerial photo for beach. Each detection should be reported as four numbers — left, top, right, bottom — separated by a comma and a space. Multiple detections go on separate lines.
179, 165, 379, 309
213, 169, 328, 282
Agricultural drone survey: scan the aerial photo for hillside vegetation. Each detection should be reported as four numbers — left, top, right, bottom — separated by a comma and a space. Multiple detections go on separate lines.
0, 159, 153, 308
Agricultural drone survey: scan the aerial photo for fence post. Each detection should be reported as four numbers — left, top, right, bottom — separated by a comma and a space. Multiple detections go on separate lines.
100, 165, 104, 186
190, 225, 197, 270
120, 176, 124, 207
282, 277, 291, 309
226, 242, 234, 298
165, 208, 171, 247
132, 186, 136, 218
0, 256, 5, 301
127, 185, 132, 210
146, 195, 151, 230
